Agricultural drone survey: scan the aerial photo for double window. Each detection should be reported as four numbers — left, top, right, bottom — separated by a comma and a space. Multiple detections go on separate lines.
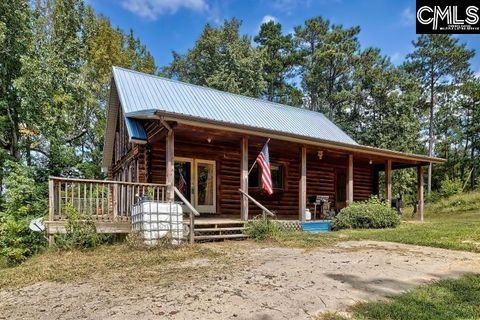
249, 163, 284, 190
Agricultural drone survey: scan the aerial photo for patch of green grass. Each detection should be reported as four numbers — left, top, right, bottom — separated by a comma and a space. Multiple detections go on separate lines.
272, 209, 480, 252
334, 274, 480, 320
426, 191, 480, 214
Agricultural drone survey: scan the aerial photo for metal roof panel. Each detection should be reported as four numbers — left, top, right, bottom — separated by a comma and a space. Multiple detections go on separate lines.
112, 66, 358, 146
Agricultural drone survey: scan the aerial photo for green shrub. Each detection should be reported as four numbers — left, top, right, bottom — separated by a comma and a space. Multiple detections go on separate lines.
439, 177, 463, 198
245, 215, 283, 240
0, 162, 47, 265
55, 204, 110, 249
332, 197, 400, 230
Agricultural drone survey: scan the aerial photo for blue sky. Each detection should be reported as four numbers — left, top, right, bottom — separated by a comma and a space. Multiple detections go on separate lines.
89, 0, 480, 74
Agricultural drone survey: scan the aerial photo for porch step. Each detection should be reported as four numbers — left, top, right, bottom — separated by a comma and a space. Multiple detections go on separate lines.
194, 234, 248, 240
188, 218, 249, 242
194, 227, 246, 232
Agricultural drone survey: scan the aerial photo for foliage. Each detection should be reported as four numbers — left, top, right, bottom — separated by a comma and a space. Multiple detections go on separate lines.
54, 204, 109, 250
254, 20, 301, 105
294, 17, 359, 119
163, 19, 265, 98
439, 177, 463, 198
245, 215, 283, 240
332, 197, 400, 230
404, 35, 475, 193
0, 0, 156, 263
0, 161, 46, 265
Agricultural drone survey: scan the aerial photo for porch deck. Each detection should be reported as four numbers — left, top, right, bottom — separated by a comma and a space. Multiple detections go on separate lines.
46, 177, 270, 243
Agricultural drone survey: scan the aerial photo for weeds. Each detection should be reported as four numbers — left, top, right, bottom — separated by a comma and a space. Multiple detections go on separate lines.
245, 215, 283, 240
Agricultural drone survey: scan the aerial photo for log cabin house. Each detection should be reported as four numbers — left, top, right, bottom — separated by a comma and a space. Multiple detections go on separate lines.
47, 66, 445, 242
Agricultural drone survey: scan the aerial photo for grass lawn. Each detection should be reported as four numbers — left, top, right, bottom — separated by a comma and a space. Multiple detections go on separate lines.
319, 274, 480, 320
273, 208, 480, 252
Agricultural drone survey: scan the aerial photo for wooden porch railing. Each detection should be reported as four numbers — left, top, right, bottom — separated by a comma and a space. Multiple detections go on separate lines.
238, 189, 275, 219
48, 176, 168, 222
174, 186, 200, 244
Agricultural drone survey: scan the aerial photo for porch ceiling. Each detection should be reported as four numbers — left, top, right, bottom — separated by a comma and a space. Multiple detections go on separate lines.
171, 123, 439, 168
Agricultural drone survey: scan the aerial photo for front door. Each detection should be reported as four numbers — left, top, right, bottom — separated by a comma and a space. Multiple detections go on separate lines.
174, 158, 216, 213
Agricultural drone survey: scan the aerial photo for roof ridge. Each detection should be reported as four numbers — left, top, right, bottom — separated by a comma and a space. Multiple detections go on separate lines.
112, 66, 330, 119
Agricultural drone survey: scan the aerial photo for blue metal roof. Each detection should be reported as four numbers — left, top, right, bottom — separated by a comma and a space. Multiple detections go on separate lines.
112, 66, 357, 146
125, 117, 147, 141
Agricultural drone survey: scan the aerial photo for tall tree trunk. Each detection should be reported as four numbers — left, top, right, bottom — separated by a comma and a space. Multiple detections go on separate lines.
6, 105, 20, 160
472, 136, 477, 190
427, 70, 434, 194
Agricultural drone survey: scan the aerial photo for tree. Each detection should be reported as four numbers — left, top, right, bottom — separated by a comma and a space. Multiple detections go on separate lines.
404, 35, 475, 193
294, 17, 360, 120
254, 21, 301, 105
13, 0, 157, 180
351, 48, 421, 152
0, 0, 32, 188
163, 19, 265, 97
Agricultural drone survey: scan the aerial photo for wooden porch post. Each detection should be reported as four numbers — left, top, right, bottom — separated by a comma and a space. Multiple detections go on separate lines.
299, 146, 307, 222
385, 159, 392, 204
240, 137, 249, 221
166, 130, 175, 201
417, 165, 424, 222
48, 178, 55, 246
347, 154, 354, 205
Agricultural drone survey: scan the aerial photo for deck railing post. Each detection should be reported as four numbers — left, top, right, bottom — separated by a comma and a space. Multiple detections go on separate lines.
113, 183, 118, 221
189, 212, 195, 244
48, 178, 55, 246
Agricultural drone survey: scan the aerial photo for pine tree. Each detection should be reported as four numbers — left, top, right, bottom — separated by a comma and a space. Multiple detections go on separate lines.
163, 19, 265, 97
294, 17, 360, 120
404, 35, 475, 193
254, 21, 301, 105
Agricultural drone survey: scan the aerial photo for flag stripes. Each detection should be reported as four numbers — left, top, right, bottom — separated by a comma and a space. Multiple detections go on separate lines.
256, 142, 273, 195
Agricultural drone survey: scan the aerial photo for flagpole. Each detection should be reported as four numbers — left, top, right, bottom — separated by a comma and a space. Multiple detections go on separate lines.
248, 138, 271, 175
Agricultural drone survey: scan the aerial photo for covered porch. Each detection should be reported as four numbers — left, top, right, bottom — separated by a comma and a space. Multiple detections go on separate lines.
134, 118, 431, 223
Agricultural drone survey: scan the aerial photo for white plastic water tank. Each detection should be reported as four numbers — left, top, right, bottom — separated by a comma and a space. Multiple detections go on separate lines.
131, 201, 183, 245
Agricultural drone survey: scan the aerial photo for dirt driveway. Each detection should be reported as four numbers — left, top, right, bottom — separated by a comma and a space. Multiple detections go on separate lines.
1, 240, 480, 320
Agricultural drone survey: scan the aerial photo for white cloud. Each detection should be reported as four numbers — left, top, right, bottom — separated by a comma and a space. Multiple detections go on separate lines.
121, 0, 208, 19
401, 7, 415, 26
475, 70, 480, 79
261, 15, 277, 24
390, 52, 402, 64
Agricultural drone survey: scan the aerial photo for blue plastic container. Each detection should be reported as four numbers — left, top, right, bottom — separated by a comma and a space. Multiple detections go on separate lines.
301, 220, 332, 233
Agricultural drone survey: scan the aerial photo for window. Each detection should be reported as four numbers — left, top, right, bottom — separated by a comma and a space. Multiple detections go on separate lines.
249, 164, 284, 190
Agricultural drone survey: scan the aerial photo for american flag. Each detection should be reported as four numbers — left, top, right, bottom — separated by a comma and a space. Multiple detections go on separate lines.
256, 142, 273, 195
178, 169, 187, 195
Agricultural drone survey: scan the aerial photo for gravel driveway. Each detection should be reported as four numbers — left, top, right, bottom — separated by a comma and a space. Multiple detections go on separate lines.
1, 240, 480, 320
